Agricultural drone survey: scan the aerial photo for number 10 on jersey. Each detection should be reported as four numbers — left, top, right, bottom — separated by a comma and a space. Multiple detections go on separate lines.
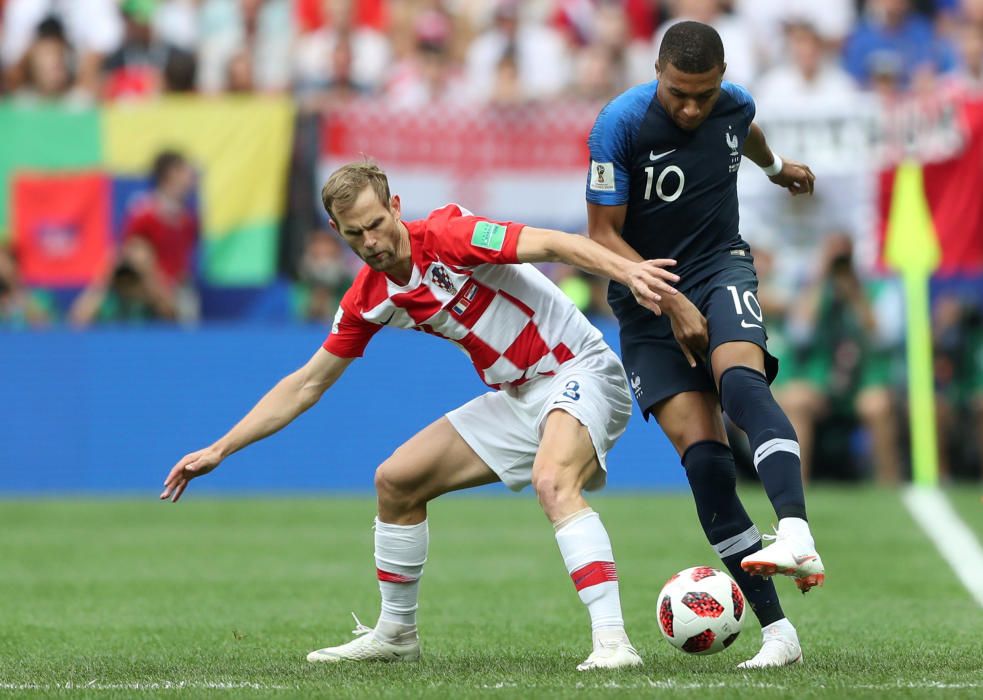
644, 166, 685, 203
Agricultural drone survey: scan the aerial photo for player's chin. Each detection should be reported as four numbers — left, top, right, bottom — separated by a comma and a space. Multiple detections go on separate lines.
674, 117, 706, 131
364, 252, 390, 270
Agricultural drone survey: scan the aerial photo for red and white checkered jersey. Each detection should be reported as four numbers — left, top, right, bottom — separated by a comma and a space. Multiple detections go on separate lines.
322, 204, 606, 389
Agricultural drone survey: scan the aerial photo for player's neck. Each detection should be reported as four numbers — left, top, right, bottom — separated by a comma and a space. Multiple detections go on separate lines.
385, 221, 414, 286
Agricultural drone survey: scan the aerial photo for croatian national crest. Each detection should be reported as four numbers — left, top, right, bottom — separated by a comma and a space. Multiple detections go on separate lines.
430, 265, 456, 293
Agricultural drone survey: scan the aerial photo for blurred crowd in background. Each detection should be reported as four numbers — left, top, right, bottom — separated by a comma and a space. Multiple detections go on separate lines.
3, 0, 983, 104
1, 0, 982, 483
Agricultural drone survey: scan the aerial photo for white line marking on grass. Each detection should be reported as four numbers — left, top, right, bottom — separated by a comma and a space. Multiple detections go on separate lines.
0, 681, 291, 691
564, 680, 983, 691
903, 486, 983, 607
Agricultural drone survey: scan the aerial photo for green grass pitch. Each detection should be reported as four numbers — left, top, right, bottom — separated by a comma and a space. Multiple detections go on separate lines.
2, 487, 982, 698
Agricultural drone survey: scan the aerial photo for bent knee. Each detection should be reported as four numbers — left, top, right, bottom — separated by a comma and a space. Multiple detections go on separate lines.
532, 463, 585, 511
374, 464, 422, 512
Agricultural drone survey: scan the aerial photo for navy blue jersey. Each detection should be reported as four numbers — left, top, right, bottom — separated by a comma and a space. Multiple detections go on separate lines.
587, 80, 756, 319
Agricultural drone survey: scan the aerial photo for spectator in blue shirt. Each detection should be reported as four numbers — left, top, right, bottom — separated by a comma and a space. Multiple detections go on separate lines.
844, 0, 957, 88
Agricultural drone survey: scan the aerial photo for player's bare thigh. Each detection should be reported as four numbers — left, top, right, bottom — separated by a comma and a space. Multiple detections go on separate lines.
650, 391, 729, 456
710, 340, 766, 390
532, 409, 601, 523
375, 417, 499, 524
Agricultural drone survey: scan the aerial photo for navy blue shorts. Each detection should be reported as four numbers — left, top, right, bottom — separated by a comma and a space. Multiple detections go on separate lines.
619, 259, 779, 418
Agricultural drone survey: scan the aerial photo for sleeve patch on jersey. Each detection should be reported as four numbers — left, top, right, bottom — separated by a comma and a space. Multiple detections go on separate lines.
589, 160, 616, 192
470, 221, 507, 251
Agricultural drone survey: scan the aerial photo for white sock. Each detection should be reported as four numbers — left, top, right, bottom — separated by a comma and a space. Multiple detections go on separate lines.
374, 518, 428, 630
554, 509, 626, 636
778, 517, 814, 544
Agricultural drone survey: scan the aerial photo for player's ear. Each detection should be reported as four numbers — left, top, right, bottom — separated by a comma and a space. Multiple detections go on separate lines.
390, 194, 402, 221
719, 62, 727, 80
327, 218, 338, 232
655, 59, 662, 78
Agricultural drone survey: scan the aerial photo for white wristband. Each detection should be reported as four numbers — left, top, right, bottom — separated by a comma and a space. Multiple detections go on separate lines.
761, 154, 783, 177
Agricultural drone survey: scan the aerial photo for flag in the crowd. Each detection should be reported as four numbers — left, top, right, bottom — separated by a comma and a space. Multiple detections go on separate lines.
13, 172, 112, 286
0, 98, 293, 286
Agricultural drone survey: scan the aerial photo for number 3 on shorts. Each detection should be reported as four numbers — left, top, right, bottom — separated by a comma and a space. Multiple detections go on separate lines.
563, 380, 581, 401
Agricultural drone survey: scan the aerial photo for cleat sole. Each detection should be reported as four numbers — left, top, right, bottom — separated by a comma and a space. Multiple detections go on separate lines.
794, 573, 825, 593
741, 562, 825, 593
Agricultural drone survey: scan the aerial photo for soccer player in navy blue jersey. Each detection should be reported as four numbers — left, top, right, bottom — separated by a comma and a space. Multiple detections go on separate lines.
586, 21, 823, 668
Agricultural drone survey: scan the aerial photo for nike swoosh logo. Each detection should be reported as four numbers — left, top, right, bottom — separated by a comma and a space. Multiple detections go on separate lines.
718, 541, 746, 557
380, 310, 397, 325
741, 320, 762, 329
649, 149, 676, 161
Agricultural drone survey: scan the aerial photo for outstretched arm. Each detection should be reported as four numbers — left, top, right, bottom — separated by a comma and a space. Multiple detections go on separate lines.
160, 348, 354, 502
744, 122, 815, 196
515, 224, 679, 315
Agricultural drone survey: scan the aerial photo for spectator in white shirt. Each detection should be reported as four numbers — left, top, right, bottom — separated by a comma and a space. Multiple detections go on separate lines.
466, 0, 571, 101
1, 0, 123, 96
755, 21, 859, 108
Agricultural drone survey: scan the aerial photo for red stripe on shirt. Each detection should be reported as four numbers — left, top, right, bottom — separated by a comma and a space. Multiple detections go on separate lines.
391, 283, 444, 324
448, 280, 496, 327
497, 288, 535, 317
458, 331, 501, 372
570, 561, 618, 591
502, 321, 551, 371
552, 342, 575, 365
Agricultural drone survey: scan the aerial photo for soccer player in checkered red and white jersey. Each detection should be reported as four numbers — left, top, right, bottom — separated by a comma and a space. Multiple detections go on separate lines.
161, 162, 681, 670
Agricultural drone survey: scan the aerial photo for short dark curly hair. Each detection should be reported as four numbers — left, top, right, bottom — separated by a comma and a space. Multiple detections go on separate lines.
658, 21, 725, 74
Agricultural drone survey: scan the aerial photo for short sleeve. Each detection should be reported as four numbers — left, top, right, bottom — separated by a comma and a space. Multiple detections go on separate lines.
723, 82, 756, 133
429, 209, 525, 267
586, 99, 634, 206
322, 292, 381, 358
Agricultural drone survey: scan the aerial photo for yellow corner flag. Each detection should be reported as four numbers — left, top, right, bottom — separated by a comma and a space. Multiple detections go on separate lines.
883, 162, 942, 486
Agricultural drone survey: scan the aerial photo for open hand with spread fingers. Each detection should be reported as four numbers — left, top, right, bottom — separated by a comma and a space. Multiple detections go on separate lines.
626, 258, 680, 316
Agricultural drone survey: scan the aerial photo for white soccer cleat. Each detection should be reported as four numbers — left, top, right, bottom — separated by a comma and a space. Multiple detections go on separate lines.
741, 527, 825, 593
306, 614, 421, 664
576, 630, 644, 671
737, 621, 803, 669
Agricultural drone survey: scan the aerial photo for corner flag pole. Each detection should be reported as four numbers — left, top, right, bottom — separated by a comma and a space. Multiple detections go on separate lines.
883, 162, 941, 486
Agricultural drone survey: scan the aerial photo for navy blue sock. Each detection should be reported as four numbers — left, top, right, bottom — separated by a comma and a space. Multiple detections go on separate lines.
682, 441, 785, 627
719, 366, 807, 521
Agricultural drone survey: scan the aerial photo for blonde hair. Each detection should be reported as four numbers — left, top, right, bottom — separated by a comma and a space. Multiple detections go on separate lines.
321, 161, 392, 225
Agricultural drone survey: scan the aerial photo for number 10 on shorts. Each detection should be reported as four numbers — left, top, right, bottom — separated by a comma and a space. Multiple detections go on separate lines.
727, 285, 764, 329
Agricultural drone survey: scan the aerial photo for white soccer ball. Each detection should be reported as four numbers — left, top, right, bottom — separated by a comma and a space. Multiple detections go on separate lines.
657, 566, 746, 655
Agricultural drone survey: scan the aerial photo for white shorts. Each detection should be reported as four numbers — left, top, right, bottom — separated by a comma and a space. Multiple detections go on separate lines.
445, 346, 632, 492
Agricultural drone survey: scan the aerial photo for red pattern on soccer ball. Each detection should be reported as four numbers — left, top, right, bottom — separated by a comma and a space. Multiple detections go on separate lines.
731, 582, 745, 619
681, 591, 724, 618
690, 566, 716, 582
665, 573, 680, 586
659, 595, 674, 636
682, 629, 716, 653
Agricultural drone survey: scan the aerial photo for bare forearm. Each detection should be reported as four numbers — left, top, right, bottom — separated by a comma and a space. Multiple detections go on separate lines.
212, 371, 328, 458
744, 123, 777, 168
551, 233, 641, 285
587, 227, 644, 264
